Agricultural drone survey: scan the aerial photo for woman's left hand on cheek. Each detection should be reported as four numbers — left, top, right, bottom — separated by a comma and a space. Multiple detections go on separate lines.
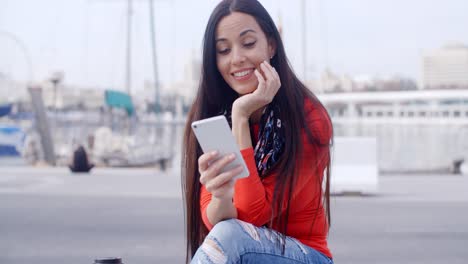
232, 61, 281, 119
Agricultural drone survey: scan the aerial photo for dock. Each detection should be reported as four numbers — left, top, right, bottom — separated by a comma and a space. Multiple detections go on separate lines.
1, 166, 467, 263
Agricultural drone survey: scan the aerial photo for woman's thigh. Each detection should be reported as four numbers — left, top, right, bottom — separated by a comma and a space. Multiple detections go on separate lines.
191, 219, 332, 264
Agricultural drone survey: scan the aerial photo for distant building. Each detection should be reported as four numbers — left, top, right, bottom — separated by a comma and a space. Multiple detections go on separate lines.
314, 69, 417, 93
422, 43, 468, 89
40, 81, 104, 110
316, 69, 356, 93
320, 69, 343, 93
182, 53, 201, 100
166, 53, 200, 104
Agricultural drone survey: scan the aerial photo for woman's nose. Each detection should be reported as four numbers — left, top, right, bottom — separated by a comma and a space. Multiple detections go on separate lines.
231, 47, 246, 65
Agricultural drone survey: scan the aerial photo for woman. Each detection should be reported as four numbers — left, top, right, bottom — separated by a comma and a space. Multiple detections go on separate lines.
182, 0, 333, 263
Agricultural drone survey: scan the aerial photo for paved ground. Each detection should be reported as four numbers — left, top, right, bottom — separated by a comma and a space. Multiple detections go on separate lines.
1, 166, 467, 264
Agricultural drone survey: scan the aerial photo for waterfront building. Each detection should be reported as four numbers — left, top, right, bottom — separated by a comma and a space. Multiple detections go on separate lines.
312, 69, 417, 94
320, 89, 468, 123
422, 43, 468, 90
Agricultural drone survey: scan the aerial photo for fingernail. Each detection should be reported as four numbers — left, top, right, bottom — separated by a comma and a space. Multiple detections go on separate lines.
229, 153, 236, 159
211, 150, 218, 156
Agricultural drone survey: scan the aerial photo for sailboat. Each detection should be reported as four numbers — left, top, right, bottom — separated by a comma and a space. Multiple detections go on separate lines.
0, 103, 12, 117
0, 123, 25, 157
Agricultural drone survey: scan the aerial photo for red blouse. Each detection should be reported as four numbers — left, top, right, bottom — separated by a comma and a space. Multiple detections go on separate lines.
200, 98, 333, 259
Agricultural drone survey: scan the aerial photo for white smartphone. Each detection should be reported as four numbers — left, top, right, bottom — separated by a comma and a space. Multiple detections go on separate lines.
191, 115, 249, 179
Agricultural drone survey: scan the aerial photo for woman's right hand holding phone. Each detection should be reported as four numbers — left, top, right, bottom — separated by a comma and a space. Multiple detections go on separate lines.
198, 151, 244, 200
199, 151, 243, 224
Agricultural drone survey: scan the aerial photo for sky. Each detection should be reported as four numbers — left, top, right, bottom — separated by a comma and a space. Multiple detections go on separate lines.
1, 0, 468, 92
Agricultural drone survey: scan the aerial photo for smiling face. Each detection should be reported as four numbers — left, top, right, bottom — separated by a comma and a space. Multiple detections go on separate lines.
215, 12, 275, 95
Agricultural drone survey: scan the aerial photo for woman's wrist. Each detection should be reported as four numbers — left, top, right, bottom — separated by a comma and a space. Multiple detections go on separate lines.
231, 114, 252, 150
231, 112, 249, 125
231, 105, 250, 121
207, 196, 237, 225
211, 195, 233, 205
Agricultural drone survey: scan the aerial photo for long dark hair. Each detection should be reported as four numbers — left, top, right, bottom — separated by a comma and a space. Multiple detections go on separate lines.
181, 0, 333, 261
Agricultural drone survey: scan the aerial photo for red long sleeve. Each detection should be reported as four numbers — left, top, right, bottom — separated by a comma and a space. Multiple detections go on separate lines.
200, 98, 333, 258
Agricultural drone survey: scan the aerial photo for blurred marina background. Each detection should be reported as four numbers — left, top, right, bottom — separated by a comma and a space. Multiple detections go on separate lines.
1, 0, 468, 263
1, 0, 467, 173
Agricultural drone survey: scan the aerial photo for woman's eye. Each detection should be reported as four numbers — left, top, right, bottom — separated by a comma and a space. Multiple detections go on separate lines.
218, 49, 230, 55
244, 41, 256, 47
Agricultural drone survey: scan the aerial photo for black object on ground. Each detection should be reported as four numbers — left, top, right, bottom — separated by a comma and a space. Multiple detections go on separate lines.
94, 257, 122, 264
69, 145, 94, 173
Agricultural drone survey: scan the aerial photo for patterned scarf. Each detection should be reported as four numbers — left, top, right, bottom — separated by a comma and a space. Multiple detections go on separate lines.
221, 103, 285, 178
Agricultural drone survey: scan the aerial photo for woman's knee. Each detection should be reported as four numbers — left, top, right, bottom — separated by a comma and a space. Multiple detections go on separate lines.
196, 219, 260, 263
207, 219, 263, 250
193, 219, 242, 264
207, 219, 242, 243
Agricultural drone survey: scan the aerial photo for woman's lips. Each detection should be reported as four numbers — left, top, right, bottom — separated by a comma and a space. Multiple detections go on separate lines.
231, 68, 254, 81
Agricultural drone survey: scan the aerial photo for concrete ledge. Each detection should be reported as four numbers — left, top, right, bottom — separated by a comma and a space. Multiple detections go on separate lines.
331, 137, 379, 195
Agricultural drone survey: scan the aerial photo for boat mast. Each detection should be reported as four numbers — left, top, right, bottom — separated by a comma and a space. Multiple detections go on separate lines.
125, 0, 132, 95
148, 0, 160, 113
301, 0, 307, 82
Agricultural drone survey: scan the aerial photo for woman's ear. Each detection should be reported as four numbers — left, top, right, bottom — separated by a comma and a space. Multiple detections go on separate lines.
268, 38, 277, 59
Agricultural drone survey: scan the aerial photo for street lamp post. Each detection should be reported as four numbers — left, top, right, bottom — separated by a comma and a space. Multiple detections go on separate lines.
49, 71, 64, 121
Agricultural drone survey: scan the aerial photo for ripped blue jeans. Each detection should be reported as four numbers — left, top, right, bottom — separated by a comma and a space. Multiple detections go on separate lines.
191, 219, 333, 264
